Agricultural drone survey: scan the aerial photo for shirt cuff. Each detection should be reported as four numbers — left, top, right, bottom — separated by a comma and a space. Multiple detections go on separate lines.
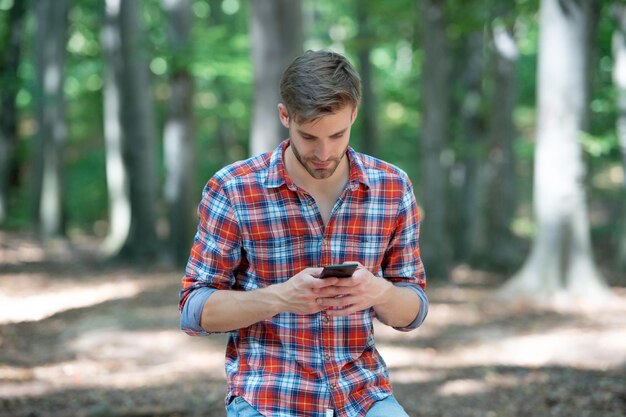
180, 286, 217, 336
391, 282, 429, 331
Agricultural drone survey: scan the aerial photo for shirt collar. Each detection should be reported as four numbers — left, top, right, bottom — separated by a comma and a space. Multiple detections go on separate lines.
264, 140, 370, 190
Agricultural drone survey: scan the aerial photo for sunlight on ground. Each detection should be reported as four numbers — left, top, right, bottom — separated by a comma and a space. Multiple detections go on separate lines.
448, 327, 626, 369
0, 329, 225, 398
0, 281, 144, 324
377, 284, 626, 388
1, 238, 625, 413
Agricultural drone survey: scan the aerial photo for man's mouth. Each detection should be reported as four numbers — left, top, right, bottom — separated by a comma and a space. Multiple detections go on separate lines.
311, 160, 331, 169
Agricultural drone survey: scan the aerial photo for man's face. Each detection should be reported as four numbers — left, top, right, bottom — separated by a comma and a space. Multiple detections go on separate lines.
280, 105, 357, 180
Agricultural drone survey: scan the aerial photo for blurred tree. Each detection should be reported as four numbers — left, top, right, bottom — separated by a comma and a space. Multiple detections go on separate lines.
249, 0, 303, 155
209, 0, 241, 169
501, 0, 611, 303
102, 0, 131, 255
485, 4, 521, 269
101, 0, 159, 260
33, 0, 69, 242
162, 0, 195, 265
355, 0, 379, 157
419, 0, 452, 279
612, 3, 626, 272
0, 0, 26, 225
450, 25, 488, 264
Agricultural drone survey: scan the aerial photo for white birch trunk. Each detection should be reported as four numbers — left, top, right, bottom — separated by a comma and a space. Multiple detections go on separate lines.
501, 0, 610, 306
34, 0, 69, 241
249, 0, 303, 156
102, 0, 132, 255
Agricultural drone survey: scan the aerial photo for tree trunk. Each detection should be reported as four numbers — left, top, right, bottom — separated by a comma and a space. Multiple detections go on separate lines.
101, 0, 132, 256
209, 0, 238, 168
451, 31, 488, 264
419, 0, 452, 279
500, 0, 610, 306
0, 0, 26, 225
485, 13, 520, 270
612, 3, 626, 274
162, 0, 195, 265
118, 0, 159, 260
101, 0, 159, 260
249, 0, 303, 156
356, 0, 379, 157
34, 0, 69, 242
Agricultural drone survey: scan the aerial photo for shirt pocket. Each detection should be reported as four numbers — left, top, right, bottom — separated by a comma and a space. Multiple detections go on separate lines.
244, 235, 307, 286
341, 234, 389, 274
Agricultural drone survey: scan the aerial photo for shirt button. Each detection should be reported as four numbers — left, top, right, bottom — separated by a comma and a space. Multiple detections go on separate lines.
324, 353, 331, 361
330, 382, 337, 390
322, 315, 330, 323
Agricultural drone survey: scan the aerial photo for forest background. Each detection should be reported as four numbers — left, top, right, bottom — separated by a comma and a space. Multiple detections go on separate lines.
1, 0, 626, 290
1, 0, 626, 416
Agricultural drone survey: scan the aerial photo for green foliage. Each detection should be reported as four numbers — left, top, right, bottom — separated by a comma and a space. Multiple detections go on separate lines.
1, 0, 623, 271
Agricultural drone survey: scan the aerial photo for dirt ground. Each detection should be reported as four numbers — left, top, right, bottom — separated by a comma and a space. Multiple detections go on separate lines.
1, 231, 625, 417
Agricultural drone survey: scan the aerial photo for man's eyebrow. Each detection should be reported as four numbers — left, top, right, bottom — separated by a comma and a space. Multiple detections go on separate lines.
296, 129, 316, 138
296, 127, 349, 138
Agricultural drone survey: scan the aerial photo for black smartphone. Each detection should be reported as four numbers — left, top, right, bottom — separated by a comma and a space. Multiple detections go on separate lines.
318, 262, 359, 279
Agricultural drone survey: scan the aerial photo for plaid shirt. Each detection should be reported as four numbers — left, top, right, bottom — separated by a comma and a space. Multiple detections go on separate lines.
180, 140, 427, 417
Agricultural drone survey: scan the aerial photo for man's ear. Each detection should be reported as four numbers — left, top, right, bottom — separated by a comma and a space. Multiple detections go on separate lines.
278, 104, 290, 128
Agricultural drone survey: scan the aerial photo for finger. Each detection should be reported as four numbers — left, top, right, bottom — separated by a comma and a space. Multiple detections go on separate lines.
317, 285, 349, 297
327, 277, 358, 287
311, 276, 339, 289
307, 267, 324, 277
325, 304, 359, 316
317, 294, 357, 307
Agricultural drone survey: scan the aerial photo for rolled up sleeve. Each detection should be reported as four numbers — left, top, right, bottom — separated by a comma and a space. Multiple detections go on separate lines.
179, 177, 241, 336
391, 282, 429, 331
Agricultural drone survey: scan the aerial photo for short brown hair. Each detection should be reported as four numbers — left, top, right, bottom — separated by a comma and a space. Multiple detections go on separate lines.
279, 50, 361, 124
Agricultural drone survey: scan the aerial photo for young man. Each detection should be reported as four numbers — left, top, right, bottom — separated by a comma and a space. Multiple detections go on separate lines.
180, 50, 428, 417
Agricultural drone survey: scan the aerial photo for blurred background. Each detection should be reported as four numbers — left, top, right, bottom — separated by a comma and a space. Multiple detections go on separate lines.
1, 0, 626, 416
0, 0, 625, 285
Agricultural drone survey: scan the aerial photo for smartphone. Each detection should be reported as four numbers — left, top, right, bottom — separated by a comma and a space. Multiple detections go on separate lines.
318, 262, 359, 279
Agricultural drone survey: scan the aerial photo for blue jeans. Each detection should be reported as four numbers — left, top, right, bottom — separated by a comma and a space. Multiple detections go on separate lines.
226, 395, 410, 417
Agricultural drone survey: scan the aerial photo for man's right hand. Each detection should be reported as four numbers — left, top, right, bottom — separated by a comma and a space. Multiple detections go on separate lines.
201, 267, 340, 332
275, 267, 339, 315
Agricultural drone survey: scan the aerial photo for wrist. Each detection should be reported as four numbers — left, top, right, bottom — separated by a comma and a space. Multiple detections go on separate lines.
261, 283, 286, 316
375, 277, 395, 306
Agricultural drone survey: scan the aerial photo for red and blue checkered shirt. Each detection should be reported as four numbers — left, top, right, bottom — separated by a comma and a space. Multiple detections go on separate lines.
180, 140, 427, 417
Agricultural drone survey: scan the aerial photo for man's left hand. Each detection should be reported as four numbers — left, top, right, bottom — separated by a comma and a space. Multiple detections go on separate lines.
315, 262, 393, 316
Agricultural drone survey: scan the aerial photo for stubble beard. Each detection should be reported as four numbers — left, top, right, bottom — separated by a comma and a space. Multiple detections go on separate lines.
290, 142, 346, 180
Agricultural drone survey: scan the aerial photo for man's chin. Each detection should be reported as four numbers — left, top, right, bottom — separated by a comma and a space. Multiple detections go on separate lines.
311, 172, 333, 180
306, 166, 337, 179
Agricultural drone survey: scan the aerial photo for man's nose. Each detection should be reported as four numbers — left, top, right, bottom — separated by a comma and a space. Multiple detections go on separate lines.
315, 141, 331, 161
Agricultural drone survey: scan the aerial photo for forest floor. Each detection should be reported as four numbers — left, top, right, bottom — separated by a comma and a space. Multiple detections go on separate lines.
0, 231, 625, 417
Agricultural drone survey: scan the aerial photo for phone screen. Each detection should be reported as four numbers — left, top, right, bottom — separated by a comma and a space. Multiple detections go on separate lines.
318, 262, 358, 278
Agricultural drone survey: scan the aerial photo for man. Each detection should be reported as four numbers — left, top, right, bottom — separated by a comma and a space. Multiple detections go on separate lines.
180, 50, 428, 417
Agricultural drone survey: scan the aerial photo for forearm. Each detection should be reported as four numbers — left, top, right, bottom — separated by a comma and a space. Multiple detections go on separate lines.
200, 286, 283, 333
373, 282, 421, 328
